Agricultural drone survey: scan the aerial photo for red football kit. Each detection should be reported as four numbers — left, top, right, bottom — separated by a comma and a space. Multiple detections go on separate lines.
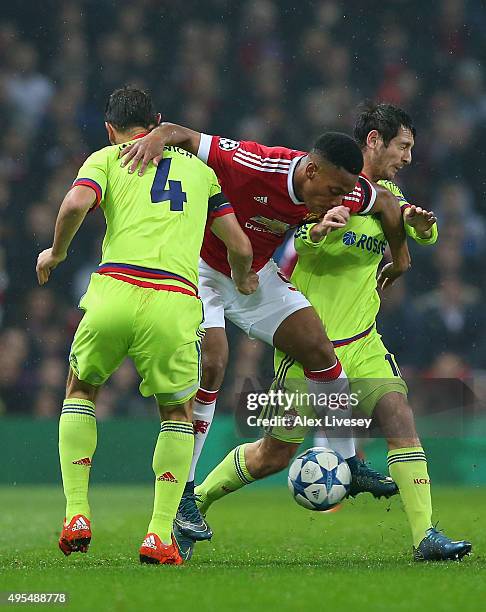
199, 134, 376, 276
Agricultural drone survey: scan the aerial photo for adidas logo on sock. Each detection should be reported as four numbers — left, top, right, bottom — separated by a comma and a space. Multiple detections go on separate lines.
72, 517, 89, 532
157, 471, 178, 483
142, 534, 158, 550
73, 457, 92, 467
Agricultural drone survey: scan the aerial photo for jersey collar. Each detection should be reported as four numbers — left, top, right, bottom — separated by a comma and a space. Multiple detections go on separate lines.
132, 132, 149, 140
287, 155, 305, 205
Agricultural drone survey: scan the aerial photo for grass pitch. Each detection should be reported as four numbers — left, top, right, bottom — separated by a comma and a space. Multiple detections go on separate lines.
1, 485, 485, 611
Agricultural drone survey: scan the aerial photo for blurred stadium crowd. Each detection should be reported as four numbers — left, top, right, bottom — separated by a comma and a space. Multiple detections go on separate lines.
1, 0, 485, 417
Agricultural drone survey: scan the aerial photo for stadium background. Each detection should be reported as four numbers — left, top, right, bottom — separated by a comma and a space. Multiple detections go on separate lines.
1, 0, 486, 486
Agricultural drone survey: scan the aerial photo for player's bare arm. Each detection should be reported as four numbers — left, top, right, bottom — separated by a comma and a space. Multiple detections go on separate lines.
372, 186, 411, 290
121, 122, 201, 175
403, 204, 437, 238
309, 205, 350, 243
36, 185, 96, 285
210, 213, 257, 295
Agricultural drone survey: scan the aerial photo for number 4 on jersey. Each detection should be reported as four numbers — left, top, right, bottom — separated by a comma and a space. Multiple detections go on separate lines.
151, 158, 187, 211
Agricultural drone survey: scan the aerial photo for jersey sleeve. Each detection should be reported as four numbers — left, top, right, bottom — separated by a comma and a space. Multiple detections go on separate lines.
207, 168, 234, 217
378, 180, 439, 245
294, 222, 327, 253
72, 149, 108, 210
405, 221, 439, 245
342, 175, 377, 215
378, 180, 410, 210
198, 133, 296, 182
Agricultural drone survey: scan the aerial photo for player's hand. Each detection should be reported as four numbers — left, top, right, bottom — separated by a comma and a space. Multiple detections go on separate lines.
404, 205, 437, 235
377, 262, 404, 291
120, 128, 166, 176
235, 271, 259, 295
36, 248, 66, 285
310, 205, 350, 242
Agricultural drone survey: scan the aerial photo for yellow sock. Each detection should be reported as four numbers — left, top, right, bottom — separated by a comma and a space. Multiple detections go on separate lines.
387, 446, 432, 547
59, 398, 97, 521
195, 444, 255, 515
148, 421, 194, 544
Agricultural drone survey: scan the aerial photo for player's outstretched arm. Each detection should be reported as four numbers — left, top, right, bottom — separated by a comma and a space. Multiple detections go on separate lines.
211, 213, 257, 295
373, 187, 411, 290
36, 186, 96, 285
120, 123, 201, 176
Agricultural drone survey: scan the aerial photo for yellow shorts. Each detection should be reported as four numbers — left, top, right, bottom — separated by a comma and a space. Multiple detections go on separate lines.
269, 327, 407, 443
70, 274, 204, 404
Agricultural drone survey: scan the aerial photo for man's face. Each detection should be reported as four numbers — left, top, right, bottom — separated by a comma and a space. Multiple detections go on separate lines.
302, 157, 358, 215
373, 126, 414, 180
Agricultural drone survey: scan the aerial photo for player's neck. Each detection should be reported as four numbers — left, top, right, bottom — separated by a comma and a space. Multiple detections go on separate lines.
362, 161, 381, 182
114, 127, 149, 145
362, 152, 384, 182
293, 156, 307, 201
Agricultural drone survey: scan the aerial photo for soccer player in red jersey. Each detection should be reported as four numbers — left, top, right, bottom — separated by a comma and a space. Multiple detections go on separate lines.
121, 126, 409, 540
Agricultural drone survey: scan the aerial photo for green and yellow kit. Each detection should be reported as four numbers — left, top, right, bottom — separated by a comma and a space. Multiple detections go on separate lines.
70, 138, 231, 403
270, 181, 438, 442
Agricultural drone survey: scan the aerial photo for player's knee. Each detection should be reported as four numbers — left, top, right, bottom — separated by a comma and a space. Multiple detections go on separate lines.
374, 393, 418, 441
300, 337, 336, 370
65, 369, 99, 402
158, 401, 192, 422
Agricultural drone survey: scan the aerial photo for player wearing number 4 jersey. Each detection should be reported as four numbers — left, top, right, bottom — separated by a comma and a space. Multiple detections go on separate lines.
122, 119, 411, 543
36, 87, 254, 565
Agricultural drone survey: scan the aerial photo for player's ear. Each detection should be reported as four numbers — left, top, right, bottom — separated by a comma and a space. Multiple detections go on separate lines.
305, 160, 318, 180
366, 129, 381, 149
105, 122, 116, 145
147, 114, 162, 131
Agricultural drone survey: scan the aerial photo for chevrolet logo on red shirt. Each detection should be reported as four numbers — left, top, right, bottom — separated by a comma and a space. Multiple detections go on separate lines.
249, 215, 292, 235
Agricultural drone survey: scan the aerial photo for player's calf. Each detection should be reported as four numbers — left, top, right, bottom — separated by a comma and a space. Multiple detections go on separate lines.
245, 437, 298, 479
194, 439, 297, 520
58, 514, 92, 556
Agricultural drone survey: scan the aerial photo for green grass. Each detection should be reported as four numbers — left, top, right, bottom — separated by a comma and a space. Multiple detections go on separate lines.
1, 485, 485, 611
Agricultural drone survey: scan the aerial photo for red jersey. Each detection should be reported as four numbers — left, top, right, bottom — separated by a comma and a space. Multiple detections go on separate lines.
201, 134, 376, 276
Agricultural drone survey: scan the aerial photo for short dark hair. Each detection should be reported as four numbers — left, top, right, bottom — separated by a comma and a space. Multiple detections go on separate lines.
311, 132, 363, 175
104, 86, 158, 131
354, 101, 416, 148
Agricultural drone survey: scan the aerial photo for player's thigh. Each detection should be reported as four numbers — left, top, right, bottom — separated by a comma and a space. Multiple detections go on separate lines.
199, 327, 229, 389
198, 258, 231, 331
337, 331, 408, 417
70, 275, 134, 386
225, 260, 311, 345
129, 290, 204, 404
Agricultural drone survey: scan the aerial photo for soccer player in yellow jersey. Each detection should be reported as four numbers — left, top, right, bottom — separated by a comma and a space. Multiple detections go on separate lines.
36, 87, 255, 565
267, 102, 470, 560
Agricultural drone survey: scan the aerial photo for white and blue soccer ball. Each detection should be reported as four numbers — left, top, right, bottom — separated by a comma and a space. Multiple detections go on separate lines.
288, 447, 351, 511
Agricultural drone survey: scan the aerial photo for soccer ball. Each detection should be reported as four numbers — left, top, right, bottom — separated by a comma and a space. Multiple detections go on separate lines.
288, 447, 351, 511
